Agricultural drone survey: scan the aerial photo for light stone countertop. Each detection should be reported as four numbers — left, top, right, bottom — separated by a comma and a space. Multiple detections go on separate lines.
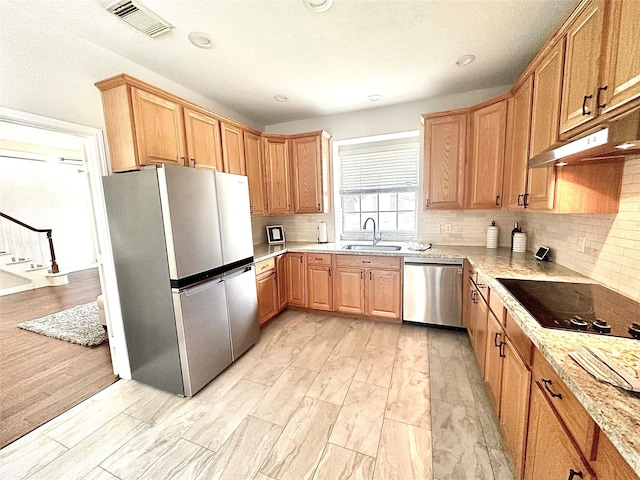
253, 241, 640, 474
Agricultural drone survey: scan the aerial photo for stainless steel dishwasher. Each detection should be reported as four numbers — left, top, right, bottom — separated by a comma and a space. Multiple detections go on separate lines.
402, 257, 463, 327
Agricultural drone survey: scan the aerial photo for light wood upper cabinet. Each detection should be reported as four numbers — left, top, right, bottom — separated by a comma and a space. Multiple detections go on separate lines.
285, 253, 306, 306
422, 113, 467, 209
183, 108, 224, 170
290, 132, 332, 214
244, 131, 267, 216
131, 87, 187, 168
559, 0, 606, 134
600, 0, 640, 115
467, 100, 508, 209
220, 122, 247, 175
530, 40, 565, 157
264, 136, 292, 215
524, 383, 596, 480
504, 76, 533, 210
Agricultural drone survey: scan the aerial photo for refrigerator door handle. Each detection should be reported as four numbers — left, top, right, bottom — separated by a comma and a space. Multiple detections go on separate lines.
181, 278, 223, 296
224, 265, 254, 280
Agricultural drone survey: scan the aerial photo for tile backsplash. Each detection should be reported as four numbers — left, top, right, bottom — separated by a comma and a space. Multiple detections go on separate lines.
523, 157, 640, 302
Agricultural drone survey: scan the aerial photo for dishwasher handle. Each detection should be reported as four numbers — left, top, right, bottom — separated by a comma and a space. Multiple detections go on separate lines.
403, 257, 463, 267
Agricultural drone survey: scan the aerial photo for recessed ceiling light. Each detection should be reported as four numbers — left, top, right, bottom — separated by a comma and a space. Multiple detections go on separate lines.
368, 94, 382, 102
188, 32, 215, 49
456, 54, 476, 66
274, 94, 289, 102
303, 0, 334, 13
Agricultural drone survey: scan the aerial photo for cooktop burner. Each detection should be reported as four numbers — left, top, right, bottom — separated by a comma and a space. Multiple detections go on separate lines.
497, 279, 640, 340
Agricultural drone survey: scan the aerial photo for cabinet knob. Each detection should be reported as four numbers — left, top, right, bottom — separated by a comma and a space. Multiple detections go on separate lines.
582, 95, 593, 116
597, 86, 608, 110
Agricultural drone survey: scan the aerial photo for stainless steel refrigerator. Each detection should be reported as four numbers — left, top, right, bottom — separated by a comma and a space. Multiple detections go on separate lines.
103, 164, 259, 396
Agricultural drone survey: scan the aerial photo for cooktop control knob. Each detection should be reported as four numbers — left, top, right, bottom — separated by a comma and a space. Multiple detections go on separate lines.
570, 316, 588, 330
629, 322, 640, 339
592, 318, 612, 334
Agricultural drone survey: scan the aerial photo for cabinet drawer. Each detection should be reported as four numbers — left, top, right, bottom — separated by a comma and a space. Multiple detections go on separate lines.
475, 271, 489, 301
489, 290, 505, 325
255, 257, 275, 275
336, 254, 401, 270
306, 253, 332, 266
504, 311, 533, 366
532, 348, 597, 456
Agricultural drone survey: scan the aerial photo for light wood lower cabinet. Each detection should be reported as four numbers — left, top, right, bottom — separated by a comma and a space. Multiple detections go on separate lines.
472, 288, 489, 376
333, 255, 401, 321
306, 253, 333, 311
275, 254, 287, 311
524, 383, 596, 480
484, 310, 504, 412
286, 253, 306, 306
499, 337, 531, 478
256, 257, 278, 325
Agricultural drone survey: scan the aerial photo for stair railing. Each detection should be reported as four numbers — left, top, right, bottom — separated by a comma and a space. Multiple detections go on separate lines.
0, 212, 59, 274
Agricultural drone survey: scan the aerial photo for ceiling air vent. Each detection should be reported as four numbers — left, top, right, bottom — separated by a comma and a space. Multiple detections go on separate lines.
106, 0, 174, 37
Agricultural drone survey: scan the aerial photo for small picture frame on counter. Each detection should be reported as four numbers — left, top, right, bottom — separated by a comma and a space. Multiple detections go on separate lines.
266, 225, 285, 244
535, 246, 551, 261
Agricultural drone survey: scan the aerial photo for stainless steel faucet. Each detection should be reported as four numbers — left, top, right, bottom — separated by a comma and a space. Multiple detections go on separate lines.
363, 217, 382, 245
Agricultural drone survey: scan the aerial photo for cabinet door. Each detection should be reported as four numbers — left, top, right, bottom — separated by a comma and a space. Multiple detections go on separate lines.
484, 311, 504, 413
264, 137, 292, 215
291, 134, 324, 214
467, 100, 507, 209
183, 108, 223, 170
473, 293, 489, 376
423, 114, 467, 209
524, 384, 595, 480
500, 338, 531, 479
220, 122, 247, 175
245, 132, 267, 216
256, 272, 278, 325
131, 88, 186, 167
366, 269, 401, 320
600, 0, 640, 115
334, 267, 365, 315
530, 39, 565, 158
286, 253, 306, 306
307, 265, 333, 311
276, 254, 287, 311
504, 77, 533, 210
559, 0, 606, 134
526, 166, 556, 211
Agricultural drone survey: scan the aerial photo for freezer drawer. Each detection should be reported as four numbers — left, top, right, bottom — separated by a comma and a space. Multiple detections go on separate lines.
403, 259, 463, 327
173, 278, 232, 397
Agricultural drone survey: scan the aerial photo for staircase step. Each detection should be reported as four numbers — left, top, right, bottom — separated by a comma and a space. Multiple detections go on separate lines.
5, 258, 32, 265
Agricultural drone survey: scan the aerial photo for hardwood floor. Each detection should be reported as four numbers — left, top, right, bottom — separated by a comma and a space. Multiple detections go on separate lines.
0, 310, 515, 479
0, 269, 117, 448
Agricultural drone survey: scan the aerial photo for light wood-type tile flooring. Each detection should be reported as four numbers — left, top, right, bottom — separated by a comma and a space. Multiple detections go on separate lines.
0, 310, 516, 480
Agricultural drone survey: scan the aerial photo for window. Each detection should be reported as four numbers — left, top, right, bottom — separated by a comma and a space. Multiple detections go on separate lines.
338, 132, 419, 236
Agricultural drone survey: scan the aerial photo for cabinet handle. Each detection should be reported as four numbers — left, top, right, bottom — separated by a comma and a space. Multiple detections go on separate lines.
180, 156, 186, 164
597, 86, 608, 110
499, 341, 506, 358
314, 257, 323, 260
317, 203, 321, 211
369, 271, 372, 281
494, 332, 501, 347
517, 194, 524, 207
495, 195, 500, 206
425, 198, 430, 208
360, 271, 364, 280
477, 283, 485, 289
299, 255, 303, 263
362, 260, 371, 264
471, 290, 478, 304
523, 193, 529, 207
328, 267, 331, 277
288, 204, 291, 212
250, 205, 253, 213
190, 158, 196, 166
582, 95, 593, 116
541, 378, 563, 399
567, 469, 583, 480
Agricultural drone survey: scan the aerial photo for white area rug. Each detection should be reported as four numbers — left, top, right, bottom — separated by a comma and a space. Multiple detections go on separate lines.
17, 301, 107, 347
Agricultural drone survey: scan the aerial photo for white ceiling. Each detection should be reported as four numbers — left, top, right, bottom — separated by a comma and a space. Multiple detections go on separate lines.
15, 0, 579, 126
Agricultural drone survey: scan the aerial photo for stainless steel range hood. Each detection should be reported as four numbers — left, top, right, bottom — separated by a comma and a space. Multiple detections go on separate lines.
529, 108, 640, 168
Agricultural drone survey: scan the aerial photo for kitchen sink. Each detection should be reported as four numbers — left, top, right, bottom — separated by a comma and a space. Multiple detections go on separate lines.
342, 244, 403, 252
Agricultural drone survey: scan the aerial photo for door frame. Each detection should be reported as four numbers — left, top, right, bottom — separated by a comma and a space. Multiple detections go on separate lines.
0, 106, 131, 379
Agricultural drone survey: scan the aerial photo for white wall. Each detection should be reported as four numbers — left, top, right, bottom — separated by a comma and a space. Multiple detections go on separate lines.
0, 3, 263, 133
0, 157, 97, 272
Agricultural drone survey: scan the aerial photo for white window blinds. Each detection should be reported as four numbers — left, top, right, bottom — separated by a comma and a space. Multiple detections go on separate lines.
339, 137, 419, 194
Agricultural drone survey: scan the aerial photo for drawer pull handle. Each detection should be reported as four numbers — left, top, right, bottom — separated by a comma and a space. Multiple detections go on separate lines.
567, 469, 583, 480
362, 260, 371, 264
517, 194, 524, 206
314, 257, 323, 260
596, 85, 607, 110
499, 341, 506, 358
494, 332, 501, 347
360, 271, 364, 280
542, 378, 562, 399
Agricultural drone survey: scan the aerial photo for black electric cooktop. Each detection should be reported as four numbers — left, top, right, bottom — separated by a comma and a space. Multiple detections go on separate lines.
497, 279, 640, 340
